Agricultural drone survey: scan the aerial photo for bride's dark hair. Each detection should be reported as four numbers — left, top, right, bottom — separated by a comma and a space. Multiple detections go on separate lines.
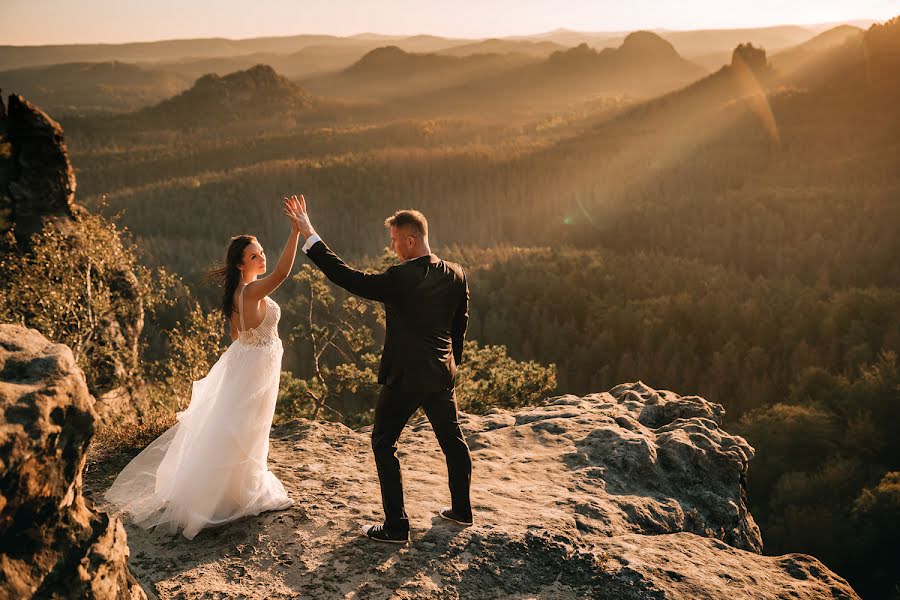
203, 234, 257, 322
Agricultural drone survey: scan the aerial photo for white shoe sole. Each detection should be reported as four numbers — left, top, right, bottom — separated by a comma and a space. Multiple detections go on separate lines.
361, 524, 409, 544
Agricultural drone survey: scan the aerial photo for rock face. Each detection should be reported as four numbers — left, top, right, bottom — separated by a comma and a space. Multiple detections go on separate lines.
731, 43, 771, 78
0, 95, 144, 400
88, 382, 860, 599
0, 324, 145, 599
0, 94, 77, 243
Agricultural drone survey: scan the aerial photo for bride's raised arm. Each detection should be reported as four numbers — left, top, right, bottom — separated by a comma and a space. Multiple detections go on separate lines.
243, 195, 304, 300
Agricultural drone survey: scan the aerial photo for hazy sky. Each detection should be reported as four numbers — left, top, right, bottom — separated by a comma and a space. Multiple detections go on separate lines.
5, 0, 900, 45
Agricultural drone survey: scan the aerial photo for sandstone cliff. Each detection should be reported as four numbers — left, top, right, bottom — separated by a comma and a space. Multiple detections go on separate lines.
0, 324, 145, 599
0, 94, 78, 245
85, 381, 859, 599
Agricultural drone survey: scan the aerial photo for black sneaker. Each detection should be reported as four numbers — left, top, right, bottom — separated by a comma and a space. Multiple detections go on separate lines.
361, 524, 409, 544
438, 507, 473, 526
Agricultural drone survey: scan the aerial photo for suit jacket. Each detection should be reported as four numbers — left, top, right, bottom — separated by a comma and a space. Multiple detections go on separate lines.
305, 240, 469, 392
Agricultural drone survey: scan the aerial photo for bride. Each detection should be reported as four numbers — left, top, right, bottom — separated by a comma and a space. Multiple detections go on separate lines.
105, 195, 307, 539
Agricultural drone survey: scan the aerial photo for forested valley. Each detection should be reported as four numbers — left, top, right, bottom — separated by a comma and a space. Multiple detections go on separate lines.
5, 17, 899, 597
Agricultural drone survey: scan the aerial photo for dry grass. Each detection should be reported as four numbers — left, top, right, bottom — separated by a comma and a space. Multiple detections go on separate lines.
87, 405, 176, 471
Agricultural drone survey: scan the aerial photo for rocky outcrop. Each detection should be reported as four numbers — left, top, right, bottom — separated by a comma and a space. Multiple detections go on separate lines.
0, 94, 77, 244
0, 324, 145, 599
525, 384, 761, 552
88, 382, 860, 599
0, 95, 144, 400
731, 43, 772, 78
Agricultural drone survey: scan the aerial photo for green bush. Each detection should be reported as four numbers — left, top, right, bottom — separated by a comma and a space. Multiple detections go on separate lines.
456, 340, 557, 413
0, 214, 173, 393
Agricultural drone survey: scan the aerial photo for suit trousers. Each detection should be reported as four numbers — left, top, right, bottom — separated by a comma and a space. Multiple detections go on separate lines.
371, 385, 473, 533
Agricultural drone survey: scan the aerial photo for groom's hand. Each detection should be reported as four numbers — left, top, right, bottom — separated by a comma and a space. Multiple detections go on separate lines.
289, 194, 317, 239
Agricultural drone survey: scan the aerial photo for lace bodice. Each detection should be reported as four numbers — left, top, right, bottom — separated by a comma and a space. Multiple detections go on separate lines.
238, 292, 281, 348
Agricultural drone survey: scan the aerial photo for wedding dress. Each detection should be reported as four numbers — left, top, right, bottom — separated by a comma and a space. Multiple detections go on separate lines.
105, 287, 293, 539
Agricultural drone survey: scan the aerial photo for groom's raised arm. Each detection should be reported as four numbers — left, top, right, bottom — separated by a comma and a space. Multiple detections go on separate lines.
303, 236, 396, 303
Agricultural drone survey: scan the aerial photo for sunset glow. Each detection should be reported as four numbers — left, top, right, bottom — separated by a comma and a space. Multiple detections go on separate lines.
4, 0, 900, 45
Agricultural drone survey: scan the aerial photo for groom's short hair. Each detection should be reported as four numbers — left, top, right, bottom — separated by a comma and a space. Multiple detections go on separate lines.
384, 209, 428, 238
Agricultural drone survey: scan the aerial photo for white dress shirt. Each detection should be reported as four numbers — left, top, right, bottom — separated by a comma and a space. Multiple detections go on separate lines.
302, 234, 321, 254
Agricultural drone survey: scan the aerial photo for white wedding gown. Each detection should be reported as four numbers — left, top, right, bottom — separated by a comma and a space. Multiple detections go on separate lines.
105, 289, 293, 540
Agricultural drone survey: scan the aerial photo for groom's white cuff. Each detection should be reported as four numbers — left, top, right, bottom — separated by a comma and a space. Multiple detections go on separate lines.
302, 234, 321, 254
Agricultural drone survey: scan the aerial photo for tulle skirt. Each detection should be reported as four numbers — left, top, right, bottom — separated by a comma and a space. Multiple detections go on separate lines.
105, 338, 292, 540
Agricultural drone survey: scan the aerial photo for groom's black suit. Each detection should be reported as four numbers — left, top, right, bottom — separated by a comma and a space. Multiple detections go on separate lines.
304, 239, 472, 533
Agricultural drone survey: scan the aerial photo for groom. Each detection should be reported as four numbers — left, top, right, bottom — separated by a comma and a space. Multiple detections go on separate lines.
291, 196, 473, 544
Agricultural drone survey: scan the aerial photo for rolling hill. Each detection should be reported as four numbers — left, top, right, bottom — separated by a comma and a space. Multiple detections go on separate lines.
771, 25, 863, 78
0, 33, 470, 72
437, 38, 567, 58
147, 43, 375, 81
300, 46, 539, 100
0, 61, 192, 114
138, 64, 315, 127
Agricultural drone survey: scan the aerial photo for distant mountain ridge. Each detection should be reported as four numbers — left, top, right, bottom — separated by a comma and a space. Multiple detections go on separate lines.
5, 19, 893, 122
771, 25, 863, 77
539, 16, 900, 177
0, 34, 468, 71
345, 45, 532, 76
150, 44, 376, 80
0, 61, 192, 114
397, 31, 706, 114
549, 31, 686, 67
1, 21, 880, 118
542, 31, 706, 92
302, 45, 538, 100
1, 22, 871, 72
437, 38, 566, 58
769, 16, 900, 93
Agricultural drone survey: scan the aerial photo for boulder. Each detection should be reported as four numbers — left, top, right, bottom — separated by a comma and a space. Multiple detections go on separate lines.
0, 324, 145, 599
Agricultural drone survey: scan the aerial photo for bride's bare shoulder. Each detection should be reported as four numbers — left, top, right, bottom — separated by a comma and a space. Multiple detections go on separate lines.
241, 280, 272, 302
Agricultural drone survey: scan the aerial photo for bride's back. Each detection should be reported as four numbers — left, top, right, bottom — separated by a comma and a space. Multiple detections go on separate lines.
234, 289, 281, 348
232, 288, 268, 331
